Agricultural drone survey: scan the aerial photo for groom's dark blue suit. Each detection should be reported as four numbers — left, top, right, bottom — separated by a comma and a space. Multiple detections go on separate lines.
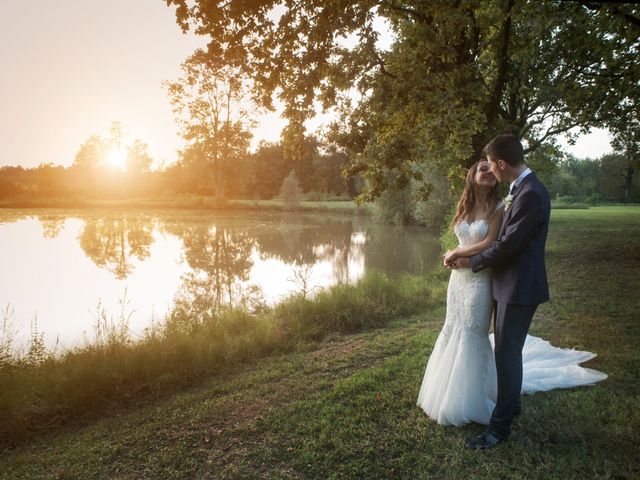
470, 171, 551, 438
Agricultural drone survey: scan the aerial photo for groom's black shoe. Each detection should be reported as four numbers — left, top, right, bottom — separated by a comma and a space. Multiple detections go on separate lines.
465, 430, 507, 450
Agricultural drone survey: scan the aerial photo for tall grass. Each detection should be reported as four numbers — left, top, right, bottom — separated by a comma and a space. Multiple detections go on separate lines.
0, 271, 443, 448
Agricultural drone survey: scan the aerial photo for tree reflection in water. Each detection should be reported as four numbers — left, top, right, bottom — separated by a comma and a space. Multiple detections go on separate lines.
38, 214, 66, 239
163, 214, 363, 323
162, 221, 258, 323
253, 214, 356, 284
79, 216, 154, 279
72, 211, 439, 327
0, 210, 440, 350
363, 224, 441, 276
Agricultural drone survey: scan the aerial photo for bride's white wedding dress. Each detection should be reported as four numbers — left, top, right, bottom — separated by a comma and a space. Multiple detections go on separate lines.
416, 218, 607, 426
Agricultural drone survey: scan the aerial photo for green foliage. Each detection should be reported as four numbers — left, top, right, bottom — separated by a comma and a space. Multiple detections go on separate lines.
25, 319, 48, 367
166, 0, 639, 203
374, 168, 453, 227
248, 141, 288, 199
0, 306, 16, 369
125, 139, 153, 174
274, 272, 434, 343
374, 183, 414, 225
302, 191, 350, 202
439, 205, 459, 253
552, 203, 590, 210
0, 136, 356, 205
546, 153, 640, 203
524, 142, 563, 187
73, 133, 107, 170
411, 169, 454, 228
599, 152, 640, 203
552, 170, 581, 198
72, 122, 153, 175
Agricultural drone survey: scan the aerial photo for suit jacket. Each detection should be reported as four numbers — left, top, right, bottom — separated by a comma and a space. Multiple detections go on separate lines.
469, 172, 551, 306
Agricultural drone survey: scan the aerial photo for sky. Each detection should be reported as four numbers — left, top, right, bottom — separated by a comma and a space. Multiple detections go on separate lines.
0, 1, 614, 170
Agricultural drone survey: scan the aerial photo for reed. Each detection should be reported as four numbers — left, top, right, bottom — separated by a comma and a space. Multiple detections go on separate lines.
0, 271, 442, 448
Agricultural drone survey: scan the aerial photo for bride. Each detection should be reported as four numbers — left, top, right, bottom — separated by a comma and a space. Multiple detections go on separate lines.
416, 159, 607, 427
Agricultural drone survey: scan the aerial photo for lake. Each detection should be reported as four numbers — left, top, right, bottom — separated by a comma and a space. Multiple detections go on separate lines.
0, 209, 441, 353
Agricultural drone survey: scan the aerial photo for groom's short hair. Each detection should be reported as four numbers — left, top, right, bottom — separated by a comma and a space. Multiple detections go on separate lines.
484, 134, 524, 166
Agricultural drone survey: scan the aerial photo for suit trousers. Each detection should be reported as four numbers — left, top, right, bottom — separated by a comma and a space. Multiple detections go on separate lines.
489, 301, 537, 437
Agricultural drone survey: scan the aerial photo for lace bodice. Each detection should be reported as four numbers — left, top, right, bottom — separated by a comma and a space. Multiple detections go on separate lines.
454, 219, 490, 247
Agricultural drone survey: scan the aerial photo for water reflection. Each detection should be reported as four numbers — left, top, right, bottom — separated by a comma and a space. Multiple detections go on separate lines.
164, 222, 258, 319
364, 224, 438, 275
79, 217, 154, 279
39, 215, 66, 239
253, 215, 356, 285
0, 210, 441, 350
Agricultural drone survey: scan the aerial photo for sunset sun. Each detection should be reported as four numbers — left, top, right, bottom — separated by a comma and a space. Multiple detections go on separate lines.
106, 146, 127, 171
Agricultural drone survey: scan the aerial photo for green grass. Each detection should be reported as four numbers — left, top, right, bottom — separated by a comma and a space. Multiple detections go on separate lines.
0, 272, 441, 449
1, 206, 638, 479
0, 196, 375, 216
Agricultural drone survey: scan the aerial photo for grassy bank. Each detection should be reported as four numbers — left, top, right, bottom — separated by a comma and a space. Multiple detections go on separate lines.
1, 206, 638, 479
0, 272, 443, 449
0, 196, 374, 216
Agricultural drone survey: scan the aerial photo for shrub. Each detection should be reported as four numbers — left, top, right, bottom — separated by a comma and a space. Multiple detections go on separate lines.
374, 170, 453, 227
279, 170, 303, 206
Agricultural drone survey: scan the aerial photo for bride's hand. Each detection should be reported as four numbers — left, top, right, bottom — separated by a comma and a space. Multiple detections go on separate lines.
443, 249, 459, 265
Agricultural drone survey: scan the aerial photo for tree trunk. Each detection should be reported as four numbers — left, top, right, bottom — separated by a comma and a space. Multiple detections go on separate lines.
623, 166, 634, 203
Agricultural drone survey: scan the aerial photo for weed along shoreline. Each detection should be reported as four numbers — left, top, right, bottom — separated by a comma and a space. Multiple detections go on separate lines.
0, 270, 446, 449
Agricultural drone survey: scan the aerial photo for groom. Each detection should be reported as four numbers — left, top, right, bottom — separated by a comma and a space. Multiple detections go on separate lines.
453, 134, 551, 449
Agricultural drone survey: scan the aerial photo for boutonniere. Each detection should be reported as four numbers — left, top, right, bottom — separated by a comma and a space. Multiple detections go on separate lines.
504, 193, 514, 210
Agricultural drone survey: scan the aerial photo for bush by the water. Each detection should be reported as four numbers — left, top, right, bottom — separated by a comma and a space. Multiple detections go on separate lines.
551, 197, 590, 209
279, 170, 303, 206
302, 190, 351, 202
375, 170, 453, 227
0, 271, 443, 448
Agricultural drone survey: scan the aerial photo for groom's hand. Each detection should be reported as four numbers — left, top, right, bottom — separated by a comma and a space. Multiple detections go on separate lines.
453, 257, 471, 269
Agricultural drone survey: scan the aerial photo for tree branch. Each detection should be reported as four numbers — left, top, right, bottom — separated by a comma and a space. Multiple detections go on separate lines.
486, 0, 515, 124
525, 122, 583, 153
570, 0, 640, 29
374, 51, 396, 78
377, 1, 431, 23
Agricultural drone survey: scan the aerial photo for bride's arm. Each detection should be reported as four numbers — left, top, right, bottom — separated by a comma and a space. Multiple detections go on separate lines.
445, 209, 504, 262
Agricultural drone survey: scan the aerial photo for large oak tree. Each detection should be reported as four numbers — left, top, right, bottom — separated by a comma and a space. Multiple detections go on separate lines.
165, 0, 639, 200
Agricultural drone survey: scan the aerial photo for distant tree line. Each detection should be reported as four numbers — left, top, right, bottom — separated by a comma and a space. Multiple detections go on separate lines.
547, 153, 640, 204
159, 136, 359, 200
0, 132, 359, 203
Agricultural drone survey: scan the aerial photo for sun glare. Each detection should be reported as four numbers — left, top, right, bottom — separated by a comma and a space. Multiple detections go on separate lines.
106, 147, 127, 171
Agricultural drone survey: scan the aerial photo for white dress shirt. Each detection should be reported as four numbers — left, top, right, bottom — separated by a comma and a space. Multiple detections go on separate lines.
509, 167, 532, 194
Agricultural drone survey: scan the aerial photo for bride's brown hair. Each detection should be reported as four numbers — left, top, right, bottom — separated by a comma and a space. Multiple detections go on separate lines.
450, 160, 502, 230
